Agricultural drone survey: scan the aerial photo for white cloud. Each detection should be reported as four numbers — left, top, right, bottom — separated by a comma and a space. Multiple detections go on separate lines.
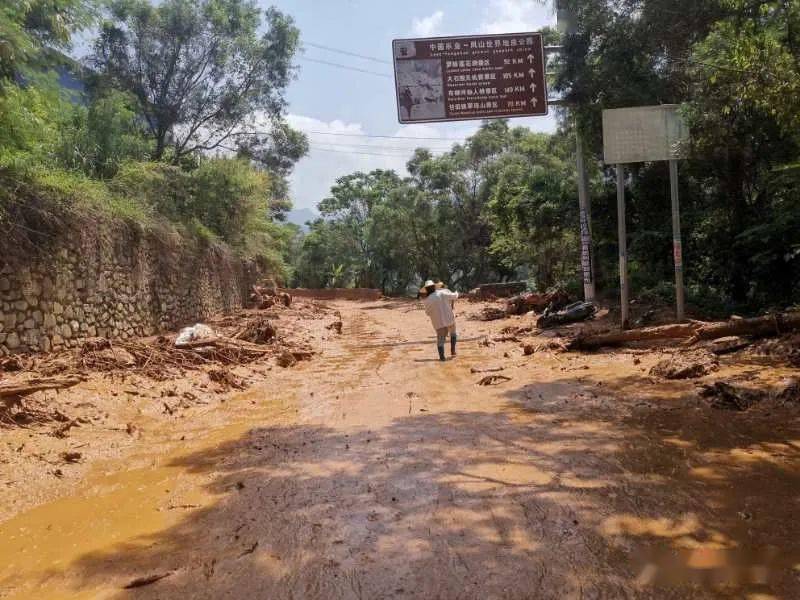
285, 114, 463, 210
411, 10, 445, 37
480, 0, 554, 34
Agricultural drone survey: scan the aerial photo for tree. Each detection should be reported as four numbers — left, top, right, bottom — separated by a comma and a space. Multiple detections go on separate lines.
92, 0, 300, 161
549, 0, 800, 310
485, 131, 579, 290
0, 0, 96, 80
235, 118, 309, 220
317, 170, 403, 288
60, 90, 151, 178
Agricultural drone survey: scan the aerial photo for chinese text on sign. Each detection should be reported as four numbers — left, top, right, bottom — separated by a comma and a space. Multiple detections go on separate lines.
393, 33, 548, 124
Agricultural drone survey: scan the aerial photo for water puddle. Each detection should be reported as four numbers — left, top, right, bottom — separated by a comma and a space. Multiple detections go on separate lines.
0, 387, 296, 599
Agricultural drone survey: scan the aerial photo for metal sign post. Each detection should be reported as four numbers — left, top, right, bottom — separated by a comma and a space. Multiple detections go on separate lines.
392, 33, 548, 124
616, 165, 630, 329
602, 105, 689, 326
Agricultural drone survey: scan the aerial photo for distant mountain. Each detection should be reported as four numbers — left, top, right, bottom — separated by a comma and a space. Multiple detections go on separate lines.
287, 208, 318, 232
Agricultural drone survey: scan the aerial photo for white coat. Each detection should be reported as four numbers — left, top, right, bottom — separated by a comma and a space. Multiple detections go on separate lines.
423, 289, 459, 330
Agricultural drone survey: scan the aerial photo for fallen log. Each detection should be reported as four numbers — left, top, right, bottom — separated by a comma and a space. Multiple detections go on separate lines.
568, 323, 699, 350
174, 336, 272, 355
685, 312, 800, 345
567, 311, 800, 351
0, 376, 85, 399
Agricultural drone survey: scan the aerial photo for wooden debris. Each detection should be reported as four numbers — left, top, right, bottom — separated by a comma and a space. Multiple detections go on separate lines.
477, 375, 512, 386
650, 352, 719, 380
506, 289, 570, 316
470, 366, 505, 374
567, 323, 699, 350
571, 312, 800, 351
123, 572, 174, 589
685, 312, 800, 345
708, 336, 752, 355
700, 383, 765, 411
477, 307, 507, 322
60, 451, 82, 463
0, 376, 85, 399
208, 368, 246, 390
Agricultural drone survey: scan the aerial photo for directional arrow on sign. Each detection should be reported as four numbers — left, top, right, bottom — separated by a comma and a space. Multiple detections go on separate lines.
529, 82, 537, 93
528, 68, 536, 77
527, 54, 535, 64
531, 97, 538, 107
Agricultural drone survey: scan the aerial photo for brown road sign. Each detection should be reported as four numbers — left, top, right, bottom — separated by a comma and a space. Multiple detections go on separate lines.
392, 33, 548, 124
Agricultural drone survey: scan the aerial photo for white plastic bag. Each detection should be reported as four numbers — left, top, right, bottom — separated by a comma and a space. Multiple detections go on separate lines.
175, 323, 216, 346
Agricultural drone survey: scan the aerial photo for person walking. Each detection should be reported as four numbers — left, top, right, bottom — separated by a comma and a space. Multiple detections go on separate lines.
420, 280, 458, 362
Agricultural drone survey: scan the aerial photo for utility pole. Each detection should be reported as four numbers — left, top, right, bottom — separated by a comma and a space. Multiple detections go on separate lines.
554, 1, 596, 302
669, 159, 685, 320
576, 124, 596, 302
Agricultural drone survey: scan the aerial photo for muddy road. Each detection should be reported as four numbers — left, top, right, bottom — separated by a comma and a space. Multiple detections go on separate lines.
1, 299, 800, 599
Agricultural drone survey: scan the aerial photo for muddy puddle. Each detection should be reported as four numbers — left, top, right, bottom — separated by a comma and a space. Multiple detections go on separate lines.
0, 384, 300, 600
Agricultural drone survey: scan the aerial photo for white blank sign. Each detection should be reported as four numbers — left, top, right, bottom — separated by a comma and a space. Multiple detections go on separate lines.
602, 105, 688, 164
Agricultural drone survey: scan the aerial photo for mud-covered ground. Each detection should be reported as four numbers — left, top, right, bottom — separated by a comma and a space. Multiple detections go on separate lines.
1, 298, 799, 599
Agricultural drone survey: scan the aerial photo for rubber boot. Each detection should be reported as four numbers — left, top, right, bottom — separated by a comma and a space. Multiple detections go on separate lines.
450, 334, 458, 357
437, 345, 446, 362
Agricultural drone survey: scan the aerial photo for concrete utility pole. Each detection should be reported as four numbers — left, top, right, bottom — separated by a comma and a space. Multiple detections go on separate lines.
576, 126, 596, 302
669, 159, 685, 320
555, 1, 596, 302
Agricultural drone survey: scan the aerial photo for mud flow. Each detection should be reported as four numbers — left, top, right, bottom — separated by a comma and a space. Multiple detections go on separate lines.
1, 299, 799, 599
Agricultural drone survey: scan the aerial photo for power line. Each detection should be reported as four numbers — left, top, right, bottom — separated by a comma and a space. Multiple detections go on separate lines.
308, 140, 456, 152
305, 131, 468, 142
228, 130, 465, 145
309, 145, 447, 158
299, 56, 393, 79
304, 42, 392, 65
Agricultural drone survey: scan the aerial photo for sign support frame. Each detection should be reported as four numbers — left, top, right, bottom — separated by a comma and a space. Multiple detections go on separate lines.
616, 164, 630, 329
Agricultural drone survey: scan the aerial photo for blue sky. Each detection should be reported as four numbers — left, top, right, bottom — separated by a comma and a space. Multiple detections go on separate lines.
268, 0, 560, 211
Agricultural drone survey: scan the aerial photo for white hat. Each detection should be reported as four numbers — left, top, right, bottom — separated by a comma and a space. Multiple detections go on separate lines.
419, 280, 445, 295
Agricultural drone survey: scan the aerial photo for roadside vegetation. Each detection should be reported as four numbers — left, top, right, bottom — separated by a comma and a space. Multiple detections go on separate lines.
0, 0, 307, 277
293, 0, 800, 316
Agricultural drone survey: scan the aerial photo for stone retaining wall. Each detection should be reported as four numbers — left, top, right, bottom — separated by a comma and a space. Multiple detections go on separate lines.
0, 224, 262, 355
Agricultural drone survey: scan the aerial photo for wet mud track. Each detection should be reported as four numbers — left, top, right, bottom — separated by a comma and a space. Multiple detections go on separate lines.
1, 300, 799, 599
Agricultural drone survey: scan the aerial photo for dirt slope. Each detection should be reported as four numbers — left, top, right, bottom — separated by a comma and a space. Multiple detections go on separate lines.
1, 299, 799, 599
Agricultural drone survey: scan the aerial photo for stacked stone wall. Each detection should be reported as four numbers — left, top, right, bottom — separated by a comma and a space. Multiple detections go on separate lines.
0, 223, 261, 355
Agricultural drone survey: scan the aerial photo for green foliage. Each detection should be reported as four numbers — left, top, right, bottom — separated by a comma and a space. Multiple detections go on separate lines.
60, 90, 152, 178
108, 157, 295, 271
92, 0, 301, 160
0, 0, 96, 79
485, 132, 580, 290
0, 78, 69, 168
189, 158, 271, 252
552, 0, 800, 311
107, 161, 192, 220
0, 77, 151, 180
294, 122, 582, 294
0, 0, 303, 284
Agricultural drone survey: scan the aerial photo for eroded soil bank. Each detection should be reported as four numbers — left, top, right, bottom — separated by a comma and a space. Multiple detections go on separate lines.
1, 298, 799, 599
